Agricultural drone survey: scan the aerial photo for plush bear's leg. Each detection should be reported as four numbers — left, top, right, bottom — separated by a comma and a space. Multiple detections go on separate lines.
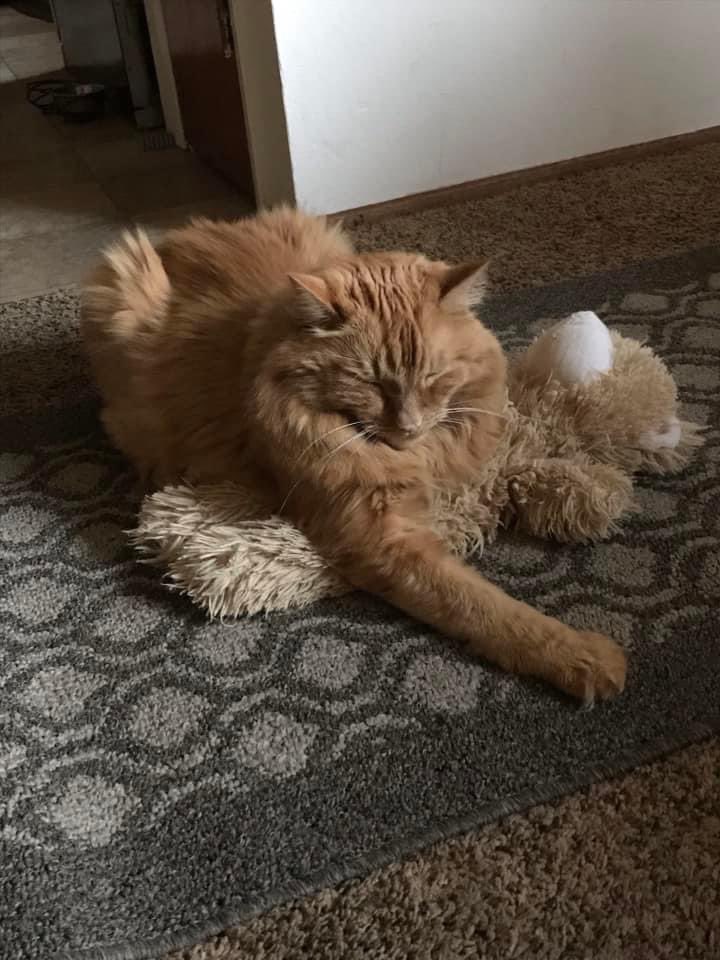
508, 460, 635, 543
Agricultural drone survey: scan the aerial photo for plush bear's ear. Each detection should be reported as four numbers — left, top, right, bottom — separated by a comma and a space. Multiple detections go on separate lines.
288, 273, 344, 337
438, 261, 490, 312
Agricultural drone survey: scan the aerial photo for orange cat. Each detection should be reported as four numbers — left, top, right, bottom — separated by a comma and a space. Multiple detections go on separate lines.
81, 207, 626, 702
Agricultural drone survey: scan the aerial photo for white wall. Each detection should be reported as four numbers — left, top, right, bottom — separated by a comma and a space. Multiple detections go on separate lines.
271, 0, 720, 214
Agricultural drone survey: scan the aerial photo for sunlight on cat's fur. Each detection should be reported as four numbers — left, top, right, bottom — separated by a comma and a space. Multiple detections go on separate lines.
81, 207, 626, 702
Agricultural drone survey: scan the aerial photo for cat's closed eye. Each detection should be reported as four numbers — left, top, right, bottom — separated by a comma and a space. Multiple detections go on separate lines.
356, 373, 381, 390
355, 372, 394, 394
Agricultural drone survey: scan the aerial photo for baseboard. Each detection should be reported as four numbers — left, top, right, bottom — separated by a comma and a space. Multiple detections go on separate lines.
331, 125, 720, 225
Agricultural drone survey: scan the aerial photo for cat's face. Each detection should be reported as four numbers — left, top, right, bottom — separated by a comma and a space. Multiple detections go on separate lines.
285, 254, 504, 450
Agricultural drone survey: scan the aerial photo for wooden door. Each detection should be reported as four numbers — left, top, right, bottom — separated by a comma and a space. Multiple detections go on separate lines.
160, 0, 254, 199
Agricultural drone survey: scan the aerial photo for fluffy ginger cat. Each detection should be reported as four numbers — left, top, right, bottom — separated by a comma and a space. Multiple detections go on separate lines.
81, 207, 626, 702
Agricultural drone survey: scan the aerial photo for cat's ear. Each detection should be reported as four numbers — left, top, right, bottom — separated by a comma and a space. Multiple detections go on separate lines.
438, 261, 489, 312
288, 273, 344, 337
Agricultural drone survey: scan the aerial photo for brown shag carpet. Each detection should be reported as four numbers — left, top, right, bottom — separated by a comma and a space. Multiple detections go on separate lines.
351, 140, 720, 292
168, 741, 720, 960
163, 140, 720, 960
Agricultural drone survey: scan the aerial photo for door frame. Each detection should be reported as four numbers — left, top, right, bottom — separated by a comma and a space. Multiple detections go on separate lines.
142, 0, 294, 208
144, 0, 186, 148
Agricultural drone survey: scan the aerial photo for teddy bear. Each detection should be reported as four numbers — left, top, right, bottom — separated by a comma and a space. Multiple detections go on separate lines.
130, 311, 703, 618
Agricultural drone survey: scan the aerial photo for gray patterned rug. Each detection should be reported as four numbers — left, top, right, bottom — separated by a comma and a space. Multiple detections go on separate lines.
2, 248, 719, 960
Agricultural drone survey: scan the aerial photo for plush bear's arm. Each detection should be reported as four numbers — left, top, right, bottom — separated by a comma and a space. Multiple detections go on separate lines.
506, 459, 635, 543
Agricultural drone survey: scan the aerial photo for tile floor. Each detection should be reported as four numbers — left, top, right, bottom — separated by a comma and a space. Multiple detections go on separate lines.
0, 4, 63, 80
0, 5, 253, 302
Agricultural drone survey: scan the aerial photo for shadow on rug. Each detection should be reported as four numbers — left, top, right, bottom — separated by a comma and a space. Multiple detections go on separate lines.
1, 247, 718, 959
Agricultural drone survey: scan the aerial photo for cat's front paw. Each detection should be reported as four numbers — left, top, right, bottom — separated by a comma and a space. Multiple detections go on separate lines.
551, 630, 627, 703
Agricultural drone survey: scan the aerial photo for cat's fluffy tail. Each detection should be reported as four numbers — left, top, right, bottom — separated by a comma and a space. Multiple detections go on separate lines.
81, 228, 170, 341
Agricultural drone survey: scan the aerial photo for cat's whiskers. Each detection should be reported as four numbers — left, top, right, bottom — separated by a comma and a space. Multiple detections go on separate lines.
447, 405, 543, 426
277, 477, 306, 516
446, 406, 510, 420
292, 420, 366, 465
320, 428, 371, 465
278, 426, 369, 515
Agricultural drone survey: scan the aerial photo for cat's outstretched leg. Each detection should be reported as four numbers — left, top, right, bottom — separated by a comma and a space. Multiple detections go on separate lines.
310, 493, 627, 703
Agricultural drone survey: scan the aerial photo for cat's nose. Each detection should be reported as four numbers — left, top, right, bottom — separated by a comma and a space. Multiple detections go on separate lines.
397, 409, 423, 435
